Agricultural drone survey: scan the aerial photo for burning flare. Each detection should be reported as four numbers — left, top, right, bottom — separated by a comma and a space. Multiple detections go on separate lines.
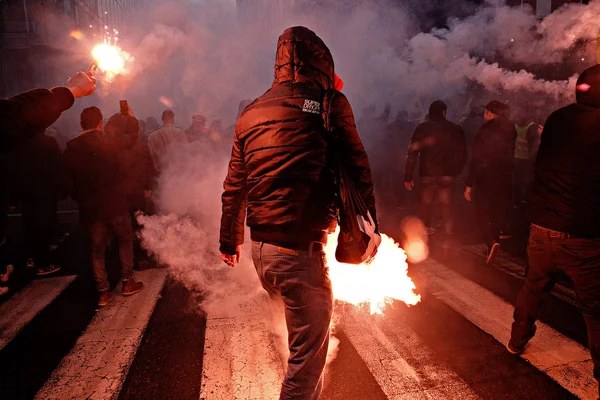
326, 228, 421, 315
91, 43, 130, 80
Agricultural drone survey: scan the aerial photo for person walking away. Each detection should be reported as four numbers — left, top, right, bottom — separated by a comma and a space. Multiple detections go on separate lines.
63, 107, 143, 307
405, 101, 467, 237
147, 110, 188, 172
219, 26, 377, 400
105, 107, 156, 269
8, 128, 65, 276
185, 114, 209, 144
464, 101, 516, 264
508, 65, 600, 396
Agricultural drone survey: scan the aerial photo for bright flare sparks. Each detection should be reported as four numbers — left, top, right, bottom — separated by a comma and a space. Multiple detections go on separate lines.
325, 228, 421, 315
91, 43, 129, 78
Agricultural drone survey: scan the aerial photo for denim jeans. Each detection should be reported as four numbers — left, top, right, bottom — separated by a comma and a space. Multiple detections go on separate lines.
417, 176, 455, 235
511, 225, 600, 390
251, 241, 333, 400
89, 214, 134, 292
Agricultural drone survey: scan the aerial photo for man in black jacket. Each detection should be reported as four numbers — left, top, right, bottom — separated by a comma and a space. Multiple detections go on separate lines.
219, 26, 377, 400
0, 71, 96, 153
405, 101, 467, 236
464, 101, 516, 264
508, 65, 600, 393
63, 107, 143, 307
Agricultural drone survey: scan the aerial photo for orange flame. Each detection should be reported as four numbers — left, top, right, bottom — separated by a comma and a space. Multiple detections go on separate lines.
326, 228, 421, 315
91, 43, 130, 81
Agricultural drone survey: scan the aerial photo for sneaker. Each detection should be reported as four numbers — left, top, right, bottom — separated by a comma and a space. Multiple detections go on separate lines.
122, 280, 144, 296
37, 265, 61, 276
499, 231, 512, 239
0, 265, 14, 283
26, 258, 35, 269
98, 290, 113, 307
486, 242, 501, 265
0, 286, 8, 296
506, 340, 526, 355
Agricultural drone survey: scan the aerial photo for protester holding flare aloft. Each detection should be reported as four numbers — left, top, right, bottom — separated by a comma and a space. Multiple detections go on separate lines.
0, 71, 96, 153
404, 100, 467, 237
219, 26, 376, 400
508, 65, 600, 395
464, 100, 516, 264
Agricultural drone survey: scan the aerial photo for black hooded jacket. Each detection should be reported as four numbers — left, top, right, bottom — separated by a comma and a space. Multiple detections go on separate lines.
405, 116, 467, 180
528, 65, 600, 236
219, 26, 377, 254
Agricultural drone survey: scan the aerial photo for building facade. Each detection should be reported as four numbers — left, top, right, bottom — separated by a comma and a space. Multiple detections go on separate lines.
0, 0, 144, 98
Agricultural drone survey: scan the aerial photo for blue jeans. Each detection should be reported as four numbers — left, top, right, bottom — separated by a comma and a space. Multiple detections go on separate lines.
252, 241, 333, 400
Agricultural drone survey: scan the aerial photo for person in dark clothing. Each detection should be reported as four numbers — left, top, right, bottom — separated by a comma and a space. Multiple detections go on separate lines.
405, 101, 467, 236
0, 156, 14, 295
63, 107, 144, 307
219, 26, 377, 400
0, 71, 96, 153
508, 67, 600, 395
185, 114, 209, 143
105, 108, 156, 268
8, 130, 66, 276
464, 100, 516, 264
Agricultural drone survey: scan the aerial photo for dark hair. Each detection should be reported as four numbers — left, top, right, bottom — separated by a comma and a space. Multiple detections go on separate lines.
428, 100, 447, 119
80, 106, 103, 130
162, 109, 175, 122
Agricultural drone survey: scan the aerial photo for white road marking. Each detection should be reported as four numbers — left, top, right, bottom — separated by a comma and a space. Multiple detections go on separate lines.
34, 269, 168, 400
340, 308, 481, 399
200, 297, 284, 400
0, 275, 76, 350
414, 259, 598, 400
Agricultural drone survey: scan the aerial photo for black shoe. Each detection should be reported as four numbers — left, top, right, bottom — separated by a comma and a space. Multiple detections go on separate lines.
506, 340, 526, 355
486, 242, 501, 265
499, 231, 512, 239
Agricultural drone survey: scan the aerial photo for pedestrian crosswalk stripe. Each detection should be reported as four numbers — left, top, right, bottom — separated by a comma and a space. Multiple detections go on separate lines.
414, 259, 597, 400
0, 275, 76, 351
341, 308, 481, 399
34, 269, 168, 400
200, 297, 284, 400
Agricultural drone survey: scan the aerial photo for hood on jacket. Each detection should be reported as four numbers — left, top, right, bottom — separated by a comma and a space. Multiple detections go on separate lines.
273, 26, 335, 90
105, 113, 140, 148
576, 64, 600, 108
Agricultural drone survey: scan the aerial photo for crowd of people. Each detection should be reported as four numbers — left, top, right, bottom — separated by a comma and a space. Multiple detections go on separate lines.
0, 24, 599, 400
0, 77, 227, 302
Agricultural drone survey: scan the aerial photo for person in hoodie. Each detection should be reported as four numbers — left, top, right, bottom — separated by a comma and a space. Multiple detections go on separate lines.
507, 65, 600, 393
464, 101, 516, 264
405, 101, 467, 236
0, 71, 96, 153
105, 106, 156, 268
63, 107, 143, 307
219, 26, 377, 400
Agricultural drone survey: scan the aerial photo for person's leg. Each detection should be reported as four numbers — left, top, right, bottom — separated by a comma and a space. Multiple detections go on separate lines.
416, 177, 438, 230
510, 228, 558, 349
556, 237, 600, 390
257, 242, 333, 400
88, 221, 109, 292
437, 176, 455, 236
35, 199, 58, 274
109, 214, 135, 282
473, 188, 493, 248
491, 175, 513, 239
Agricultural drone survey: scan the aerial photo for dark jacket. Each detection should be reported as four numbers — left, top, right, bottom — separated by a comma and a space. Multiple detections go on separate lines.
62, 130, 127, 225
528, 103, 600, 236
405, 117, 467, 180
105, 113, 156, 212
8, 133, 66, 203
465, 117, 517, 188
1, 87, 74, 153
220, 26, 377, 254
